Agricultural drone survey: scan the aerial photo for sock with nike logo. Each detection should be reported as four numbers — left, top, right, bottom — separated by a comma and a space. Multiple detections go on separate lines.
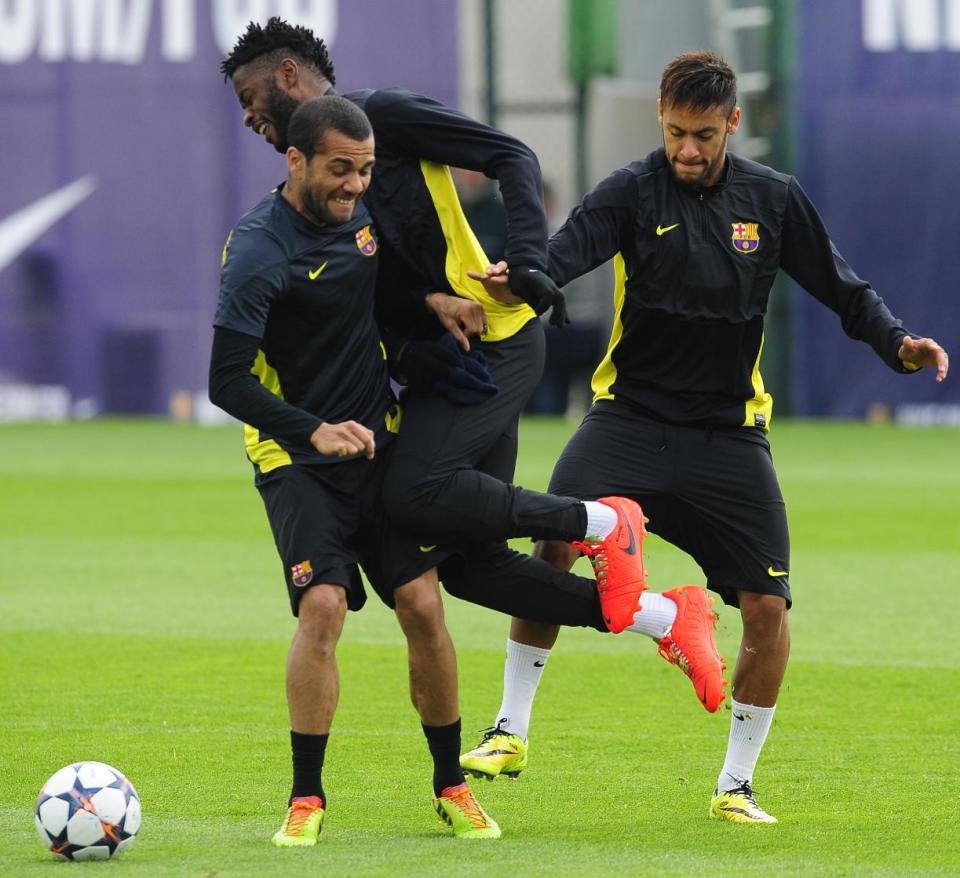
494, 639, 551, 740
717, 699, 776, 792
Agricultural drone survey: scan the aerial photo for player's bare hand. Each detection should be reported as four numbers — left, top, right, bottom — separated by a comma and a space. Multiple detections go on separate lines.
467, 261, 523, 305
310, 421, 376, 459
425, 292, 488, 351
898, 336, 949, 382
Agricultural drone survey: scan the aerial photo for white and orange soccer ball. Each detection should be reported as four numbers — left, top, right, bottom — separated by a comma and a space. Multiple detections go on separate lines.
35, 761, 141, 860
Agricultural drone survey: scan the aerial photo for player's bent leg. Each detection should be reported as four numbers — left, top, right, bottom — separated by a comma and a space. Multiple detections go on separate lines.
656, 585, 728, 712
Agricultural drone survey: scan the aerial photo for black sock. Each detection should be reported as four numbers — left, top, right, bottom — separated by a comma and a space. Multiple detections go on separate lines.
422, 718, 465, 797
290, 730, 328, 804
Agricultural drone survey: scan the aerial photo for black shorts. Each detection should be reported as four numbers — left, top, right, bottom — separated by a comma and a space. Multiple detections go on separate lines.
256, 445, 452, 616
549, 401, 791, 609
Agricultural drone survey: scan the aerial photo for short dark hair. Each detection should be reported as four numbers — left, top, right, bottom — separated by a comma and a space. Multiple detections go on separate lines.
220, 16, 335, 85
287, 97, 372, 160
660, 51, 737, 116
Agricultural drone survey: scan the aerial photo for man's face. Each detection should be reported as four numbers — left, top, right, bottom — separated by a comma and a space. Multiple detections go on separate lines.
232, 63, 301, 153
659, 101, 740, 188
288, 131, 375, 226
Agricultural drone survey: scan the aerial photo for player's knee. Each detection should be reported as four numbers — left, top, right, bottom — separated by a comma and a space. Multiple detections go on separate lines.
533, 538, 578, 571
297, 584, 347, 643
394, 576, 445, 634
739, 592, 787, 639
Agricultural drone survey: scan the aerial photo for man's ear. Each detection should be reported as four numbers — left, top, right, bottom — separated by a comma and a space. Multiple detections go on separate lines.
727, 106, 742, 135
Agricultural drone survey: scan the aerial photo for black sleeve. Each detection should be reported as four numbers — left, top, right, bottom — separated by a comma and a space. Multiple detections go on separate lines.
547, 168, 640, 287
364, 88, 548, 271
780, 177, 914, 372
208, 327, 323, 443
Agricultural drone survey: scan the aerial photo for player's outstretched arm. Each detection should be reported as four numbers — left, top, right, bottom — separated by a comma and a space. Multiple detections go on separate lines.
310, 422, 376, 459
467, 262, 569, 325
898, 336, 949, 382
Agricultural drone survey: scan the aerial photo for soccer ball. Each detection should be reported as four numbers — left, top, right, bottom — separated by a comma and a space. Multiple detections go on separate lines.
35, 761, 141, 860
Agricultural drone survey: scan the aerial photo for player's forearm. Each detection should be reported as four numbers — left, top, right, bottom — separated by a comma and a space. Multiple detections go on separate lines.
208, 327, 322, 443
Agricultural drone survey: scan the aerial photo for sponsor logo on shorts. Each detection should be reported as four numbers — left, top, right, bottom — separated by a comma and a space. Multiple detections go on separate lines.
291, 560, 314, 587
419, 545, 437, 553
767, 566, 789, 578
356, 225, 377, 256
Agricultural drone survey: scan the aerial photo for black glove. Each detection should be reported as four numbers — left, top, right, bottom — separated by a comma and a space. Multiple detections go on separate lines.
394, 339, 460, 391
508, 266, 570, 328
434, 333, 498, 405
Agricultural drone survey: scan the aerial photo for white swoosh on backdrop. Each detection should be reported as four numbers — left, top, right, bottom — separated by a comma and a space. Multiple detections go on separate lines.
0, 176, 98, 275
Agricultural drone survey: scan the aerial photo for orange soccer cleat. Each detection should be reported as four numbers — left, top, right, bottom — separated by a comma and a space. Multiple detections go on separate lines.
658, 585, 728, 712
573, 496, 648, 634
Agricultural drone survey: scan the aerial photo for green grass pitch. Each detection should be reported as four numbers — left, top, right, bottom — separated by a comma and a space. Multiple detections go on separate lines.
1, 418, 958, 876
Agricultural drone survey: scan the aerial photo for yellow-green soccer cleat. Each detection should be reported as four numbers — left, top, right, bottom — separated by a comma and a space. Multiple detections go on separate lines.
272, 795, 325, 846
710, 782, 778, 824
459, 726, 528, 780
434, 783, 501, 839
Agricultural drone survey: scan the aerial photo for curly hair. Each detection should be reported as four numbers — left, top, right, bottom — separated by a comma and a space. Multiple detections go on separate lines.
220, 16, 336, 85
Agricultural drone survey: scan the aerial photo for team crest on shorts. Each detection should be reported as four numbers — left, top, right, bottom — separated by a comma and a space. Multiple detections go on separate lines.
356, 225, 377, 256
731, 221, 760, 254
291, 560, 314, 588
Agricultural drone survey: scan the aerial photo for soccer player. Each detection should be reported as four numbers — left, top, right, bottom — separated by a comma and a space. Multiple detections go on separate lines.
209, 96, 501, 843
466, 51, 949, 822
219, 19, 726, 700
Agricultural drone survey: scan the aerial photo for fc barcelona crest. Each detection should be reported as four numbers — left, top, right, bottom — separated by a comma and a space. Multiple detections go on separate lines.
356, 225, 377, 256
731, 221, 760, 254
291, 560, 314, 588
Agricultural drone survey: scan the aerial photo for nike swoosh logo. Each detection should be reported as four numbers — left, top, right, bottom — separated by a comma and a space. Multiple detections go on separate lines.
622, 518, 637, 555
0, 176, 98, 274
419, 545, 437, 553
308, 261, 328, 280
767, 566, 789, 578
656, 223, 679, 236
533, 660, 545, 667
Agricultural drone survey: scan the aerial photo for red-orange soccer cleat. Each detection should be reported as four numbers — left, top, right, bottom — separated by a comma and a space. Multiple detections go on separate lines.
573, 496, 648, 634
658, 585, 728, 712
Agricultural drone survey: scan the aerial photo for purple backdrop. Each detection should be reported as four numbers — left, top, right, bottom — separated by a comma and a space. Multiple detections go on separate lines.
792, 0, 959, 417
0, 0, 457, 414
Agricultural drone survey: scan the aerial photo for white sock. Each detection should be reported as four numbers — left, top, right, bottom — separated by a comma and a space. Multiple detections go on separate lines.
494, 639, 551, 740
717, 700, 776, 792
627, 592, 677, 640
582, 501, 618, 539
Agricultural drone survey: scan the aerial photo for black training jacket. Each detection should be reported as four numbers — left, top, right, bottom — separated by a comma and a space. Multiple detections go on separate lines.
341, 87, 539, 342
548, 148, 915, 429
